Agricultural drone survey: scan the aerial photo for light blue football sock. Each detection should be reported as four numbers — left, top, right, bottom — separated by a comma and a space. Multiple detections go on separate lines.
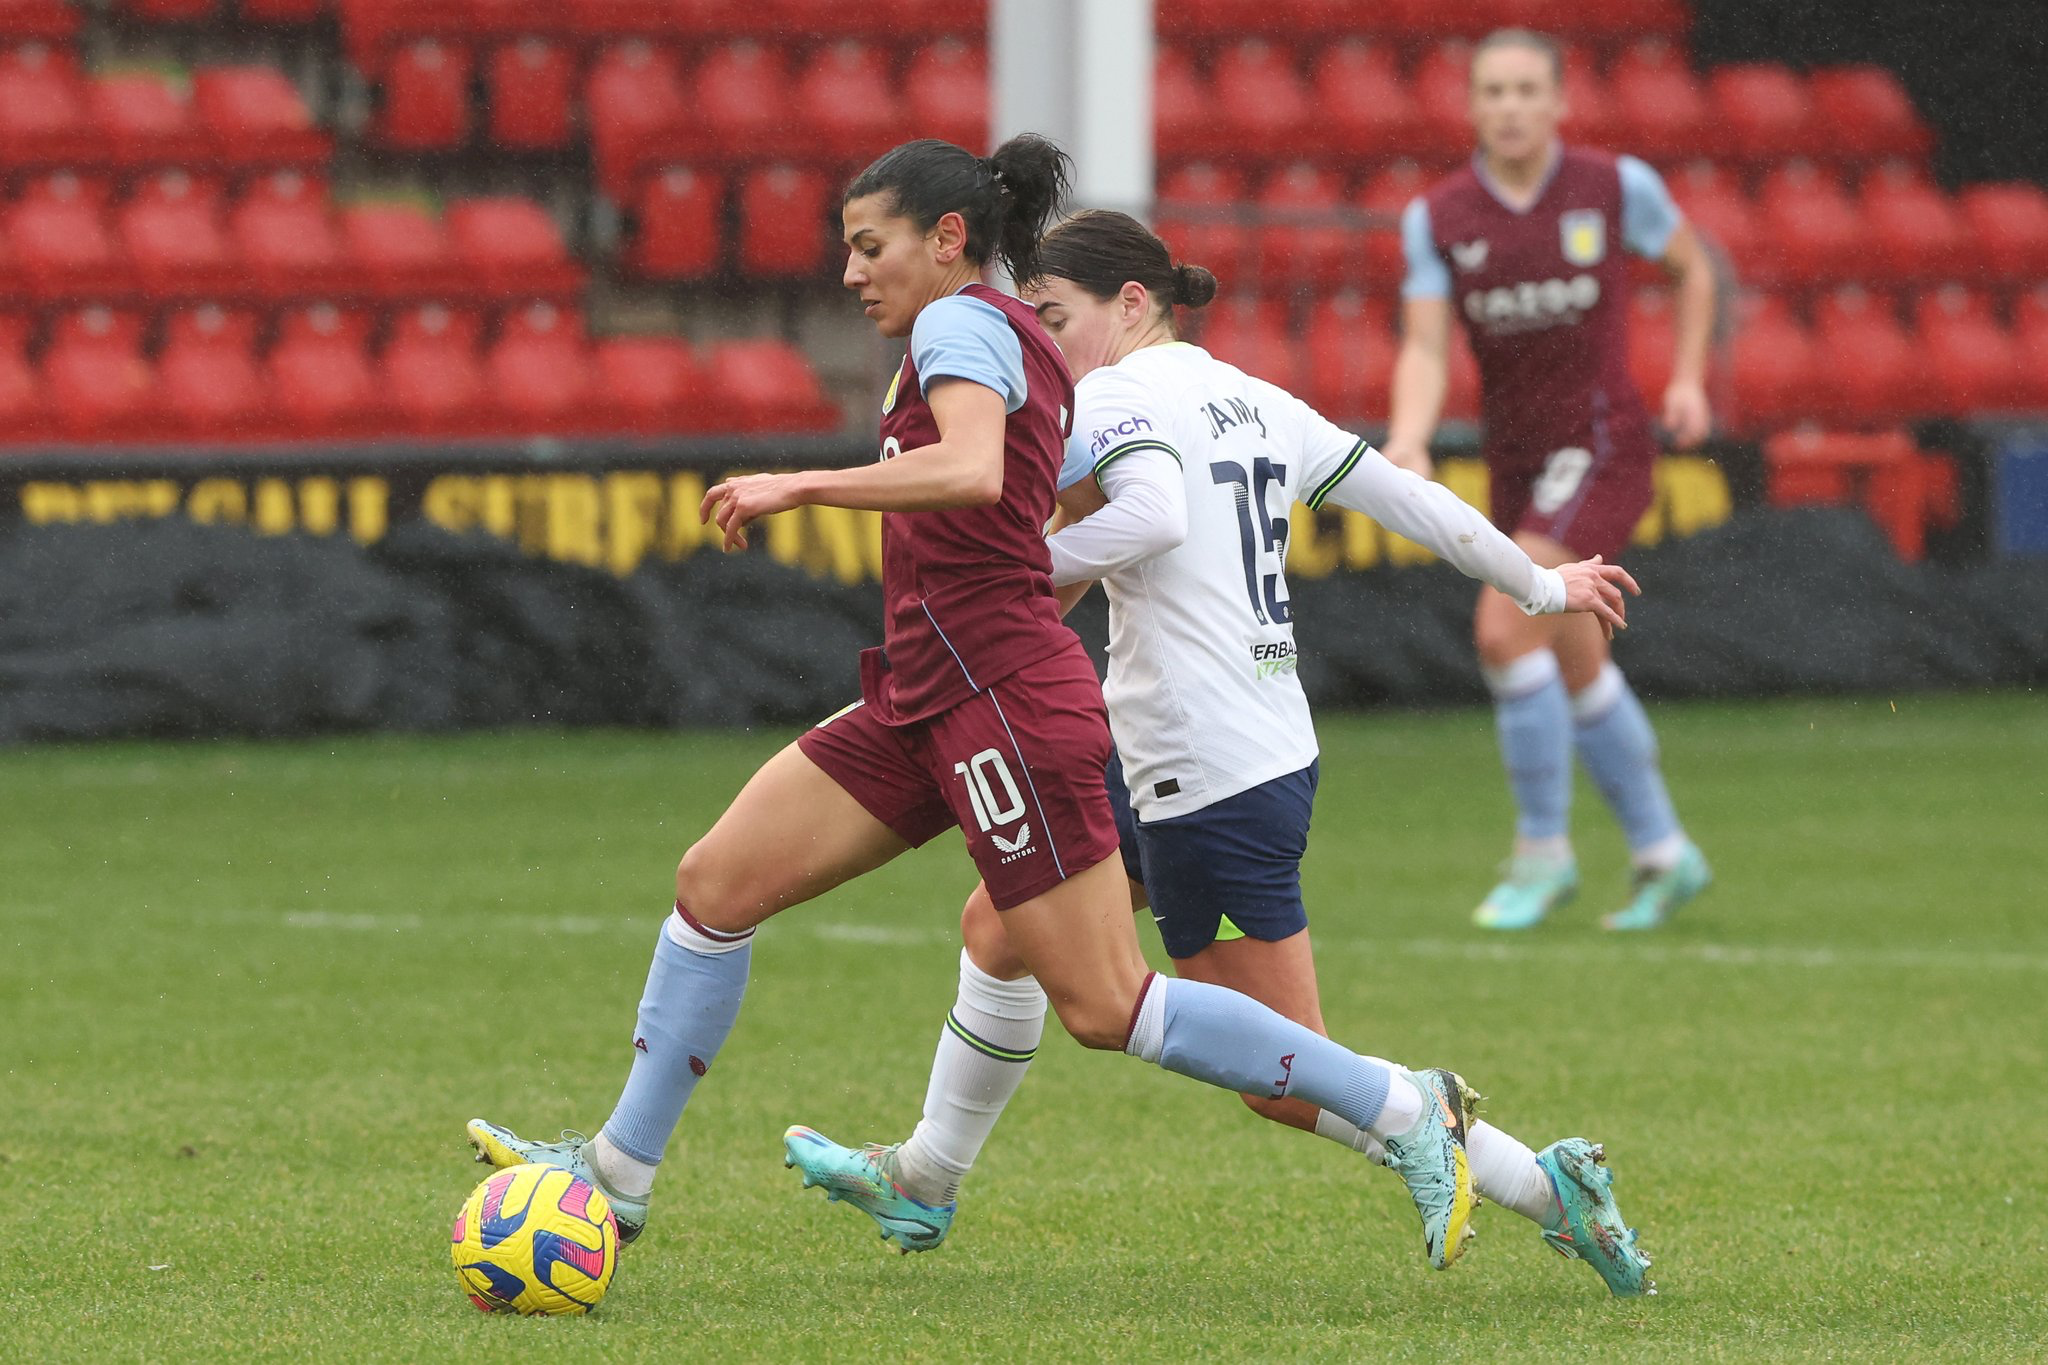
1485, 649, 1573, 843
1572, 664, 1682, 857
1126, 975, 1400, 1137
599, 906, 753, 1167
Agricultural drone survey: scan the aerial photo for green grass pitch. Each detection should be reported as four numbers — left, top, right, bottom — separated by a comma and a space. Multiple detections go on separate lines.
6, 692, 2046, 1361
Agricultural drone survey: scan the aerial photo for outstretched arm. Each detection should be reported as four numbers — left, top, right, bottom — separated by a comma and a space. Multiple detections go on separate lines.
1315, 446, 1638, 634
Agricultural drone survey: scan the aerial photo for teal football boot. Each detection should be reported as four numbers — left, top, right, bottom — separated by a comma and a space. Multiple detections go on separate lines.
1535, 1138, 1655, 1296
466, 1119, 649, 1245
1473, 856, 1579, 930
783, 1126, 955, 1253
1602, 843, 1712, 931
1378, 1069, 1480, 1270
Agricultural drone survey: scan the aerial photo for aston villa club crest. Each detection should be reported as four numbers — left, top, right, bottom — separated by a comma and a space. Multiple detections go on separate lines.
881, 360, 904, 414
1560, 210, 1606, 266
1450, 239, 1490, 271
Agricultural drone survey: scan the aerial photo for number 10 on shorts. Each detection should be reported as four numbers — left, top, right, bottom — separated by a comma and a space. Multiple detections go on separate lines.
955, 749, 1025, 832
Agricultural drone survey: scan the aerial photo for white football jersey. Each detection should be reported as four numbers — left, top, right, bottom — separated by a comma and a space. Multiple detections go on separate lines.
1057, 343, 1372, 822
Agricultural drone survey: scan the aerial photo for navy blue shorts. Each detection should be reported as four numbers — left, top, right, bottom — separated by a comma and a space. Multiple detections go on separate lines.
1105, 752, 1319, 960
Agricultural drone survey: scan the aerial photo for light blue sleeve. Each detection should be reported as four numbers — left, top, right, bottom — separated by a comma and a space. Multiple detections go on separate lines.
1399, 197, 1451, 300
1618, 155, 1683, 260
909, 294, 1027, 414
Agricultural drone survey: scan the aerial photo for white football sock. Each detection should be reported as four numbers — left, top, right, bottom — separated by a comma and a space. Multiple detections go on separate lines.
1373, 1063, 1426, 1137
1312, 1111, 1562, 1228
894, 949, 1047, 1206
1514, 834, 1574, 863
588, 1131, 657, 1199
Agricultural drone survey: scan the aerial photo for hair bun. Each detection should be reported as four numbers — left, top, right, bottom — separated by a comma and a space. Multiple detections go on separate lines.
1171, 262, 1218, 308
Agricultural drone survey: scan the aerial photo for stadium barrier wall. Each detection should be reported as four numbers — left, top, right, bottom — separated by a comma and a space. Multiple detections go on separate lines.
2, 439, 2042, 744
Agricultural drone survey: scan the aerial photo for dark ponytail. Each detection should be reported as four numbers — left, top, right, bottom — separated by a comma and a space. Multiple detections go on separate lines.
843, 134, 1072, 282
1029, 209, 1219, 321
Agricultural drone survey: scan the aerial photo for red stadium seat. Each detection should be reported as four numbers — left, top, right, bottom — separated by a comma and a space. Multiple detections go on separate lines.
6, 172, 124, 300
1727, 294, 1819, 430
1813, 286, 1934, 423
584, 42, 688, 195
159, 305, 270, 436
341, 200, 456, 299
487, 38, 575, 150
90, 72, 209, 167
1914, 286, 2023, 413
1808, 66, 1931, 162
1860, 164, 1969, 284
486, 302, 593, 429
1196, 297, 1302, 394
1154, 45, 1217, 161
0, 1, 82, 42
375, 39, 470, 151
904, 40, 987, 153
1666, 162, 1763, 283
1303, 291, 1396, 421
736, 164, 831, 278
1958, 183, 2048, 285
0, 311, 44, 436
445, 196, 582, 296
1309, 40, 1423, 160
696, 42, 795, 155
1154, 163, 1251, 288
380, 303, 485, 429
269, 303, 379, 434
796, 41, 906, 159
118, 170, 240, 299
1212, 39, 1309, 160
1412, 42, 1477, 163
1546, 0, 1688, 41
593, 336, 705, 432
1355, 161, 1433, 288
1254, 162, 1349, 290
1608, 39, 1711, 161
43, 307, 156, 436
1756, 161, 1864, 287
1707, 63, 1815, 164
1157, 0, 1292, 38
2016, 292, 2048, 412
0, 43, 93, 163
1764, 428, 1955, 561
230, 170, 351, 299
629, 166, 726, 281
1558, 63, 1623, 153
708, 338, 837, 431
1627, 289, 1676, 400
192, 66, 329, 167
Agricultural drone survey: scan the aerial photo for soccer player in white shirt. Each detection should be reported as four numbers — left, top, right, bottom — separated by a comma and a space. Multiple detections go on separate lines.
787, 211, 1656, 1296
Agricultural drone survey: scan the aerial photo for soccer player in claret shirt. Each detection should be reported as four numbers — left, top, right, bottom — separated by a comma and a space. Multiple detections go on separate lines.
1381, 29, 1716, 931
466, 137, 1487, 1274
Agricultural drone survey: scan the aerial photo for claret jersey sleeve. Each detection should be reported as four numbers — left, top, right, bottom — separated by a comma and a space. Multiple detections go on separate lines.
1288, 393, 1566, 615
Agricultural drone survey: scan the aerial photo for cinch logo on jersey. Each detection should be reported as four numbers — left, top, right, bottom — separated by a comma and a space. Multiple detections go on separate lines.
1462, 274, 1601, 334
1249, 640, 1298, 679
1089, 415, 1154, 456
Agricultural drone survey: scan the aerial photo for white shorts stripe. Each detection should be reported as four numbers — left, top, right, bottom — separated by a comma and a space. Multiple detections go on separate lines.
985, 684, 1068, 882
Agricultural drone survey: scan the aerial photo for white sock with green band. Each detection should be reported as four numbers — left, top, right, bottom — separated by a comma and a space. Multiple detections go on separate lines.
895, 949, 1047, 1205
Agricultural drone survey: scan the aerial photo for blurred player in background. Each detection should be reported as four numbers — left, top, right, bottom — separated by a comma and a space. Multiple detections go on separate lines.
1381, 29, 1716, 931
788, 211, 1656, 1296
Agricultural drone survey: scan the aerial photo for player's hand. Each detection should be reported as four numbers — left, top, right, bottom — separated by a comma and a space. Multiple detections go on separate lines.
1556, 554, 1640, 639
1661, 378, 1711, 450
700, 472, 807, 550
1379, 437, 1435, 480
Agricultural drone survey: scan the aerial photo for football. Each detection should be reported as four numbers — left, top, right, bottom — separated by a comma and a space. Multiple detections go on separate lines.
450, 1164, 619, 1316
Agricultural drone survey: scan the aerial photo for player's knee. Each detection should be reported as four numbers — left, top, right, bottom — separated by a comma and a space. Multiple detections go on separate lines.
960, 895, 1027, 980
1473, 608, 1531, 671
1049, 989, 1139, 1051
674, 842, 749, 933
